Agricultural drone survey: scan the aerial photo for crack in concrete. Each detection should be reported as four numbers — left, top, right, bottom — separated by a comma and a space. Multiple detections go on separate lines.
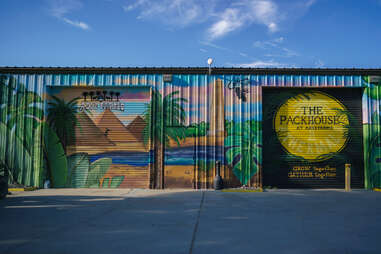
189, 191, 205, 254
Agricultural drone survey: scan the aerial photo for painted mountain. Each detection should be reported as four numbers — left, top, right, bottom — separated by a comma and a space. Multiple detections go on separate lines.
68, 111, 114, 146
95, 109, 138, 143
125, 115, 146, 142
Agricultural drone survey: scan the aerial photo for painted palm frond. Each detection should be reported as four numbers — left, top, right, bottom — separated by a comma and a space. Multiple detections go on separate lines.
47, 96, 80, 152
332, 107, 362, 142
0, 75, 45, 186
365, 87, 377, 100
143, 89, 188, 146
0, 76, 44, 151
225, 121, 262, 185
164, 92, 187, 126
165, 127, 187, 146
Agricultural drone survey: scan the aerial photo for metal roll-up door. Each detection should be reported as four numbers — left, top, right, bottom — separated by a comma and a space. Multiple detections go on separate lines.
263, 88, 364, 188
48, 87, 151, 188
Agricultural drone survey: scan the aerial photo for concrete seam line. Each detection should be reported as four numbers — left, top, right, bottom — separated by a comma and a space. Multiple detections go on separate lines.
189, 191, 205, 254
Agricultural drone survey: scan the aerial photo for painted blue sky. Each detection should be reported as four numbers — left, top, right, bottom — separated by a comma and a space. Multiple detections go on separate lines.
1, 0, 381, 68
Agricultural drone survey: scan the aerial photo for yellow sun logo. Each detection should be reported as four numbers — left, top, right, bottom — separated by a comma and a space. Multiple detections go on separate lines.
274, 91, 349, 161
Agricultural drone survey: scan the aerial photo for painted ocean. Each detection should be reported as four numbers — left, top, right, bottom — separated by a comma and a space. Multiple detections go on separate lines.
89, 151, 153, 166
165, 146, 225, 165
89, 146, 225, 166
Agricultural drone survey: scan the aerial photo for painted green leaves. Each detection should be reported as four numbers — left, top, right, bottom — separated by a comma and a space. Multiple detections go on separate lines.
66, 154, 120, 188
143, 89, 187, 146
364, 75, 381, 100
103, 176, 125, 188
369, 137, 381, 188
47, 96, 80, 151
43, 123, 68, 187
67, 153, 89, 188
225, 121, 262, 185
0, 75, 44, 187
368, 132, 381, 188
365, 86, 381, 101
86, 158, 112, 188
0, 122, 32, 184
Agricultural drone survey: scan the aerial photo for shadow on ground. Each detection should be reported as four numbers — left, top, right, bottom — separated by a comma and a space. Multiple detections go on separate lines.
0, 190, 202, 254
0, 189, 380, 254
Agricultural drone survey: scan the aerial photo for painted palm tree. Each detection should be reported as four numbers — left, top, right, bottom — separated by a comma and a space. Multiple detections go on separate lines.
47, 95, 80, 152
96, 91, 101, 100
0, 75, 44, 148
82, 91, 88, 101
109, 91, 115, 100
0, 75, 44, 186
89, 91, 95, 101
142, 89, 187, 188
102, 90, 108, 101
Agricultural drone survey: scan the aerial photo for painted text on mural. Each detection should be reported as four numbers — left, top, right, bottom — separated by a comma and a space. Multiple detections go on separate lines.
288, 165, 337, 179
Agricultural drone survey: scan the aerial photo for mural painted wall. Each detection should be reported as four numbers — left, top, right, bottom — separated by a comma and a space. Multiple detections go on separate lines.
0, 72, 380, 189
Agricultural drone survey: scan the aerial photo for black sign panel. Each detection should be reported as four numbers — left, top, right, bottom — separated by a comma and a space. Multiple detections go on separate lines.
263, 88, 364, 188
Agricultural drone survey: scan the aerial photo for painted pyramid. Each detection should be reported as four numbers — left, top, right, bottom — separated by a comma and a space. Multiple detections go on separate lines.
69, 111, 114, 146
95, 109, 138, 143
126, 116, 147, 142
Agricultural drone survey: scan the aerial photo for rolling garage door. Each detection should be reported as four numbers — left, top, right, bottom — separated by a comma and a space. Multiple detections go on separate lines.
47, 87, 151, 188
263, 88, 364, 188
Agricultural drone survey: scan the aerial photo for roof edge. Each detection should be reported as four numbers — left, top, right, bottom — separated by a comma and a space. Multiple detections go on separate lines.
0, 67, 381, 75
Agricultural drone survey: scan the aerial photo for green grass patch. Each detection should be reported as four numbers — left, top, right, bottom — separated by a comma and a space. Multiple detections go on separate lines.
221, 188, 263, 193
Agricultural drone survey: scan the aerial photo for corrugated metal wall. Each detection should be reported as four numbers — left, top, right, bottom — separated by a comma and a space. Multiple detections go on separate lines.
1, 71, 380, 189
0, 74, 44, 187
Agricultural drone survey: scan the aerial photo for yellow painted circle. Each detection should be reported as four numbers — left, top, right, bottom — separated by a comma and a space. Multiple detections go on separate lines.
274, 91, 349, 161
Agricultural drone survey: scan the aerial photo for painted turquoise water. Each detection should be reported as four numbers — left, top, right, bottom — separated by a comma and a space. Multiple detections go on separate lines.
165, 146, 225, 165
88, 146, 225, 166
89, 151, 152, 166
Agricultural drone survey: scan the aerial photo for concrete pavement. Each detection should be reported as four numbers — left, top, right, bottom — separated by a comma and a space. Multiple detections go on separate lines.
0, 189, 380, 254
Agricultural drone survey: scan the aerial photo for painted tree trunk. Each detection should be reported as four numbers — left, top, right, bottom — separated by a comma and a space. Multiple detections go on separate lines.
154, 141, 164, 189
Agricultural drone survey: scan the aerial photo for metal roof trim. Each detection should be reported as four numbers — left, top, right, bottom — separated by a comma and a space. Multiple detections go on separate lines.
0, 67, 381, 75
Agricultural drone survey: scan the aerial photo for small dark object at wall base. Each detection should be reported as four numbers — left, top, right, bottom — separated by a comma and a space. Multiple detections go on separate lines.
0, 174, 8, 199
214, 161, 223, 190
214, 175, 223, 190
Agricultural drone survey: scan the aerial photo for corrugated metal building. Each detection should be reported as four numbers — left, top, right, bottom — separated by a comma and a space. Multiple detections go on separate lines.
0, 67, 380, 189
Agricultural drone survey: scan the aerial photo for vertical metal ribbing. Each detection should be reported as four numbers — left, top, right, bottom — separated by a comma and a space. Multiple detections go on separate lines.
149, 83, 154, 189
246, 76, 249, 186
374, 85, 381, 188
15, 74, 24, 184
363, 86, 370, 188
7, 76, 16, 183
0, 75, 8, 182
257, 84, 262, 188
21, 74, 29, 185
33, 74, 42, 187
201, 74, 205, 189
